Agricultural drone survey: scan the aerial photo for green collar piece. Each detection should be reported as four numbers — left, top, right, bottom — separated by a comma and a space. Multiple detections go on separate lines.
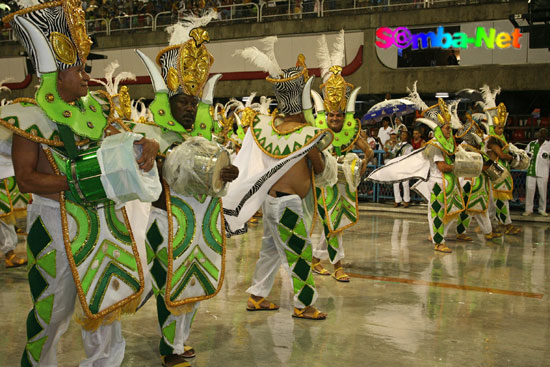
434, 126, 455, 154
315, 112, 359, 155
36, 72, 107, 141
149, 92, 215, 141
489, 126, 507, 144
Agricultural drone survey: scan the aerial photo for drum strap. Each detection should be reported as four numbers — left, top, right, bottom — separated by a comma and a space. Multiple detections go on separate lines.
57, 124, 79, 160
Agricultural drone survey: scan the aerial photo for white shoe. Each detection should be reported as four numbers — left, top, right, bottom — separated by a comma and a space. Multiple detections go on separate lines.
538, 211, 548, 217
522, 211, 532, 216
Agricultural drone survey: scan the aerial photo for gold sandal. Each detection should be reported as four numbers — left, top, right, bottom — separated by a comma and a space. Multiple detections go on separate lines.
312, 262, 330, 276
246, 297, 279, 311
5, 252, 27, 268
504, 225, 521, 235
434, 244, 452, 253
161, 355, 191, 367
456, 234, 473, 242
182, 345, 195, 359
484, 232, 502, 240
292, 306, 327, 320
331, 267, 350, 282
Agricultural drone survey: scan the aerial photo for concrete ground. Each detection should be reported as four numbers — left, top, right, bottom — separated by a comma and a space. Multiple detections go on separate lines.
1, 207, 549, 367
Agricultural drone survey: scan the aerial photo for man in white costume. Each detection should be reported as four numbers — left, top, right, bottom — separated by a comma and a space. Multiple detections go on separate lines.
524, 128, 549, 216
2, 2, 159, 366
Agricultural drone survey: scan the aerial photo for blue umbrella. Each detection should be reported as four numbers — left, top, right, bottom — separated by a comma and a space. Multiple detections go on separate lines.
361, 98, 417, 124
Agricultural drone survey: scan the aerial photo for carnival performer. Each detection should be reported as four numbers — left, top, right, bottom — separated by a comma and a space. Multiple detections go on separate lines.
228, 36, 335, 319
392, 129, 412, 208
308, 30, 373, 281
524, 128, 550, 216
0, 80, 29, 268
133, 12, 239, 367
454, 109, 503, 240
1, 1, 161, 365
369, 95, 470, 253
479, 86, 522, 234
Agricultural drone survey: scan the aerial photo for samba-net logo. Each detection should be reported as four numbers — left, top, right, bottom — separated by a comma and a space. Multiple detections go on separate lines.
376, 26, 523, 49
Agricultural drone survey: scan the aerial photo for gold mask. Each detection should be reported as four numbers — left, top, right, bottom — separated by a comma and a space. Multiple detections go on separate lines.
495, 103, 508, 126
178, 27, 214, 97
62, 0, 92, 62
321, 66, 349, 113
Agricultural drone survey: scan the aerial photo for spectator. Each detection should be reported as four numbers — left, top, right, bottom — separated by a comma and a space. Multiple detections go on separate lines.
524, 128, 550, 216
392, 130, 412, 207
411, 127, 425, 149
383, 129, 398, 160
377, 117, 392, 146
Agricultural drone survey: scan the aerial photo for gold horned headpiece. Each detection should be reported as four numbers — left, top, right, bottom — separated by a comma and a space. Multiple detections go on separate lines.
156, 10, 218, 97
316, 30, 354, 113
3, 0, 92, 71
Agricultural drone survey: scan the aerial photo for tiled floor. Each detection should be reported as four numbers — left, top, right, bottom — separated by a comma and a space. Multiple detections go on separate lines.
1, 211, 549, 366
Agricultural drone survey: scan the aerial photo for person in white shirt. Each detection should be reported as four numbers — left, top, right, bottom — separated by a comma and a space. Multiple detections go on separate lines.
392, 129, 413, 207
524, 128, 550, 216
377, 117, 392, 146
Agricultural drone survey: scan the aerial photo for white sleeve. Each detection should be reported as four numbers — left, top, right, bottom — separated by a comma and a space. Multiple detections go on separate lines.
433, 149, 445, 163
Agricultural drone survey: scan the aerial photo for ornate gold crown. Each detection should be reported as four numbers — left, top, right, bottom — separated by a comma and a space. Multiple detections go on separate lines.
319, 65, 353, 113
156, 27, 214, 97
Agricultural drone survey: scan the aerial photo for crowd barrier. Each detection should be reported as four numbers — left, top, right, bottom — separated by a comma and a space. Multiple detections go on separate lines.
0, 0, 512, 42
356, 149, 549, 211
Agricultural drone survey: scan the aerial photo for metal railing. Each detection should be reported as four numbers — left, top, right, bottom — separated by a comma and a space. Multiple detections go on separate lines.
0, 0, 516, 41
213, 2, 260, 23
0, 28, 14, 43
109, 13, 155, 34
86, 18, 109, 35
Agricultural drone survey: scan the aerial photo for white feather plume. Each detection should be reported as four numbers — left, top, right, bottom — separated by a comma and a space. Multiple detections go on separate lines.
130, 98, 152, 122
14, 0, 40, 9
91, 61, 136, 96
316, 30, 346, 82
476, 84, 501, 110
259, 96, 273, 115
331, 29, 346, 68
259, 37, 282, 76
167, 9, 219, 46
447, 99, 463, 130
406, 81, 428, 111
233, 45, 283, 77
316, 34, 332, 82
245, 92, 257, 108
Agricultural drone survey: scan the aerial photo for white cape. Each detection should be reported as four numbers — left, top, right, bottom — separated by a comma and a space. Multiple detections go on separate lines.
367, 146, 431, 202
223, 129, 326, 236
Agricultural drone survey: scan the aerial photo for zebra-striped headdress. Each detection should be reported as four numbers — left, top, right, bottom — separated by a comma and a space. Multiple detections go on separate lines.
3, 0, 92, 72
235, 37, 309, 115
156, 10, 218, 97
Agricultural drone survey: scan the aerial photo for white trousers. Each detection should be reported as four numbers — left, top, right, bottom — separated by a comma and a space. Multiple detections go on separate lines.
525, 176, 548, 213
26, 196, 125, 367
246, 195, 318, 309
311, 216, 344, 264
393, 181, 410, 203
0, 219, 18, 254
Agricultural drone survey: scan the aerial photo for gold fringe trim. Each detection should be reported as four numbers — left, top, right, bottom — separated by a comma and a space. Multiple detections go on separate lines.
443, 210, 462, 224
166, 302, 196, 316
493, 191, 513, 201
75, 308, 121, 332
121, 294, 142, 315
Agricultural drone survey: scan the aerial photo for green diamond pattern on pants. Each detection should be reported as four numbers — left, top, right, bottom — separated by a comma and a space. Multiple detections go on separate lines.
278, 207, 316, 307
162, 321, 177, 345
496, 199, 509, 224
430, 183, 445, 244
26, 336, 48, 363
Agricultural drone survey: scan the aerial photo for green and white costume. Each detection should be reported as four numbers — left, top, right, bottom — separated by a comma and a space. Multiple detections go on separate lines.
310, 109, 361, 264
134, 15, 226, 355
2, 3, 149, 365
456, 143, 492, 236
524, 139, 550, 214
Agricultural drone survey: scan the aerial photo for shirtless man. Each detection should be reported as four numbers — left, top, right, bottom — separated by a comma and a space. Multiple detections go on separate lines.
246, 113, 328, 320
